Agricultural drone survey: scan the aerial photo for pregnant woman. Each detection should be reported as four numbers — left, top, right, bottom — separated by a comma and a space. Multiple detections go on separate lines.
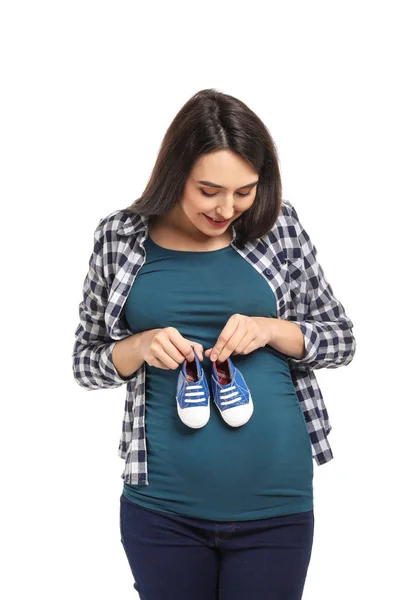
72, 88, 356, 600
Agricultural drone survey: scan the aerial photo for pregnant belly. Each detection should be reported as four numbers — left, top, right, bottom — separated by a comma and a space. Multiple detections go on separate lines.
142, 361, 313, 513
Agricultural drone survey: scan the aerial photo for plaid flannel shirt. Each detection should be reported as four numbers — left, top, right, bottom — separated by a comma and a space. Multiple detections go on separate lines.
72, 199, 356, 484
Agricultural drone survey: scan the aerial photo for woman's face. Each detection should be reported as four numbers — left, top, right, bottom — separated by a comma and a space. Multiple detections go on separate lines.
170, 149, 259, 239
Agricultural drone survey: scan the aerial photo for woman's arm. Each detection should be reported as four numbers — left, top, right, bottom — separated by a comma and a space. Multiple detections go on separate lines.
72, 218, 139, 390
263, 317, 306, 360
282, 202, 356, 371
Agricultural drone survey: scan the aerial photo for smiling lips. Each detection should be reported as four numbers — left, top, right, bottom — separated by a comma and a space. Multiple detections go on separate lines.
204, 214, 231, 223
204, 214, 231, 227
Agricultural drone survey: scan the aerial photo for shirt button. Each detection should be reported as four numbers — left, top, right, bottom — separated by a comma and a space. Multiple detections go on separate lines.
265, 268, 272, 275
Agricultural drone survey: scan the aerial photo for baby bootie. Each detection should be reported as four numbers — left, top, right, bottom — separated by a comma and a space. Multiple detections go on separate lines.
176, 347, 211, 428
211, 356, 253, 427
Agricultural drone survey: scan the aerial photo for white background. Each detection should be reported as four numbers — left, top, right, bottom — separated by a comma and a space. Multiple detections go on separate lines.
1, 1, 405, 598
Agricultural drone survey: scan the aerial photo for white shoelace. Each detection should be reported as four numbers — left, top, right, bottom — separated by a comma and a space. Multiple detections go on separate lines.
185, 383, 206, 403
185, 383, 242, 406
219, 384, 241, 406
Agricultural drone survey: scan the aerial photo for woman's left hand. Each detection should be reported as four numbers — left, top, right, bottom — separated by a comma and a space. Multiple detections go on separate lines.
204, 314, 271, 363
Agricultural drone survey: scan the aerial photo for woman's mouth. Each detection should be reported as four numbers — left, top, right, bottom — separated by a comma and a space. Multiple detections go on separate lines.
203, 214, 231, 228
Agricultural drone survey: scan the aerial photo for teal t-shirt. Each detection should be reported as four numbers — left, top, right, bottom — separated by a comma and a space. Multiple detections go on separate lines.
122, 235, 313, 521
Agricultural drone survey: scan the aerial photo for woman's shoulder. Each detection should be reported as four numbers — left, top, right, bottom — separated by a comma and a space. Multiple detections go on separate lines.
93, 208, 146, 240
259, 198, 297, 244
281, 198, 293, 210
249, 198, 304, 265
280, 198, 295, 219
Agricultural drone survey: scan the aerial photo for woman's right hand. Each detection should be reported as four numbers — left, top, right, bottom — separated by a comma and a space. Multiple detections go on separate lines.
139, 327, 204, 370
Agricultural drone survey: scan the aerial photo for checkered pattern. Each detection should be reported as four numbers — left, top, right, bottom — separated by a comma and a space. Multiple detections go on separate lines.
72, 199, 356, 484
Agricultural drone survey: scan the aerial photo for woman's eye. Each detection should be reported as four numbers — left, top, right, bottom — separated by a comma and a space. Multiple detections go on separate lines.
200, 190, 251, 198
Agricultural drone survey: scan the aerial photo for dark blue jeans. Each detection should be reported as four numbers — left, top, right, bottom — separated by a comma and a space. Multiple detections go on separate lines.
120, 493, 314, 599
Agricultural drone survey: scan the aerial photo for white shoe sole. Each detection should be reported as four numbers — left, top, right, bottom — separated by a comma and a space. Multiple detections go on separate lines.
215, 393, 254, 427
176, 398, 210, 429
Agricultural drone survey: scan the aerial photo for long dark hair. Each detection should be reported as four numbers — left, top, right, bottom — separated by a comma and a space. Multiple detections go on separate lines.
123, 88, 282, 244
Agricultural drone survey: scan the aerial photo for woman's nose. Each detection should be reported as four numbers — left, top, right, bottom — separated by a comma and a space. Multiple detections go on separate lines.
216, 200, 235, 220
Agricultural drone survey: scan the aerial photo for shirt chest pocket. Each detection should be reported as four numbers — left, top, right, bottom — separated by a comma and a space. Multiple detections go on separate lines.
284, 257, 309, 318
262, 252, 307, 312
272, 253, 306, 292
286, 257, 306, 291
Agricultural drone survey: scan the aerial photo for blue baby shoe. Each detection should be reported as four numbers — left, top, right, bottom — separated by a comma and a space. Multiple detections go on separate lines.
176, 346, 211, 429
211, 356, 253, 427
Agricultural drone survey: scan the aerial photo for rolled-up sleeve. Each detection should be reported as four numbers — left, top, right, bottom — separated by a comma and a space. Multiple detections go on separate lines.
72, 219, 135, 390
287, 204, 356, 371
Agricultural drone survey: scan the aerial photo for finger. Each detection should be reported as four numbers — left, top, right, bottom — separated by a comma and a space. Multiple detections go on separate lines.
153, 356, 175, 370
210, 315, 241, 362
154, 344, 183, 369
239, 338, 258, 355
160, 329, 191, 363
216, 329, 248, 363
187, 341, 204, 361
232, 332, 256, 356
168, 329, 199, 362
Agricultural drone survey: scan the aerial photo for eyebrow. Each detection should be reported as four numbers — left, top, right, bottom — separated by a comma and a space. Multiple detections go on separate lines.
196, 179, 259, 190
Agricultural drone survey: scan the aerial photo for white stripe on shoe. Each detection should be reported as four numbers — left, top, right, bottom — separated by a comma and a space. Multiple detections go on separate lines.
220, 385, 241, 405
184, 384, 206, 402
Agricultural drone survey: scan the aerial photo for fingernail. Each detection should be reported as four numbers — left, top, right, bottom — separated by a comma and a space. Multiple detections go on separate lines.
211, 354, 217, 361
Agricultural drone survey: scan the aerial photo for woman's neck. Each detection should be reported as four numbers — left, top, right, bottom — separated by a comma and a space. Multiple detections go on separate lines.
148, 214, 233, 251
